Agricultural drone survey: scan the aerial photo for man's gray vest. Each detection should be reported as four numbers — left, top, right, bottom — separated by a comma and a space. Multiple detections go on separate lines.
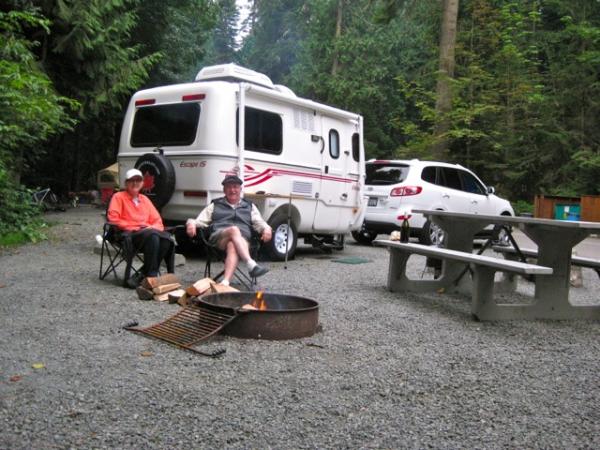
211, 197, 253, 241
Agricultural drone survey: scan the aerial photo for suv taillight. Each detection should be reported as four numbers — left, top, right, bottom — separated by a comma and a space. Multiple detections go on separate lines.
390, 186, 422, 196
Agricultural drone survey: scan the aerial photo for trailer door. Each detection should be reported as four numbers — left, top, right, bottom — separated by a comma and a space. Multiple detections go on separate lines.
312, 116, 344, 232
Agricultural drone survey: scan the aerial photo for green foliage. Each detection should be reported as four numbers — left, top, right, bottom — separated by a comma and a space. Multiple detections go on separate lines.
512, 199, 534, 216
394, 0, 600, 200
0, 9, 77, 173
237, 0, 305, 83
1, 1, 218, 245
15, 0, 216, 193
3, 0, 600, 214
1, 0, 218, 198
133, 0, 217, 85
41, 0, 160, 119
0, 8, 73, 243
0, 159, 47, 245
285, 0, 439, 158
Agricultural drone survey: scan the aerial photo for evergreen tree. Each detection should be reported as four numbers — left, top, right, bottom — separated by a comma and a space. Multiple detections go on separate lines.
0, 9, 76, 180
0, 9, 76, 241
238, 0, 304, 83
132, 0, 217, 86
540, 0, 600, 195
4, 0, 216, 192
289, 0, 438, 158
202, 0, 239, 66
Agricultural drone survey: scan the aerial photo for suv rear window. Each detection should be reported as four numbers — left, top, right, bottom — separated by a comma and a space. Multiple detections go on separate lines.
131, 103, 200, 147
366, 163, 410, 185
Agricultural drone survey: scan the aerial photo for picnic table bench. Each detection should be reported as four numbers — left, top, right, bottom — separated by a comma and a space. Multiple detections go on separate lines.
493, 245, 600, 277
374, 240, 553, 320
415, 210, 600, 320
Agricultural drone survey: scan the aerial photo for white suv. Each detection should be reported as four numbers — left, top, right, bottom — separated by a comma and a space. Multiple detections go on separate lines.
353, 159, 514, 245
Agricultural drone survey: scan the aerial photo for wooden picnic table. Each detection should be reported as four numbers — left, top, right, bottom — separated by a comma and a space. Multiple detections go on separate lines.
413, 209, 600, 320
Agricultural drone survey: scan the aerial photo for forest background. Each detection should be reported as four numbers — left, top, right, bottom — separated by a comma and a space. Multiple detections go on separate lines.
1, 0, 599, 243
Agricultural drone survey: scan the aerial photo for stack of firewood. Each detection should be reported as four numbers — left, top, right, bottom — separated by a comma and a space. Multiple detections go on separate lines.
136, 275, 239, 304
136, 274, 184, 301
176, 277, 238, 307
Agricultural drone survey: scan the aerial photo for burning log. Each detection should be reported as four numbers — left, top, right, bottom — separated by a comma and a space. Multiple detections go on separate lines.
240, 304, 258, 311
240, 291, 267, 311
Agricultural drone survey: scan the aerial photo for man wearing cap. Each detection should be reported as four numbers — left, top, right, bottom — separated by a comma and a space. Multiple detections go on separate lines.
107, 168, 175, 288
186, 174, 272, 285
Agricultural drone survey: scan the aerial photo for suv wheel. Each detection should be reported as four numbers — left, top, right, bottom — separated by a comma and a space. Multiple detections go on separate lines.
419, 219, 446, 247
351, 225, 377, 245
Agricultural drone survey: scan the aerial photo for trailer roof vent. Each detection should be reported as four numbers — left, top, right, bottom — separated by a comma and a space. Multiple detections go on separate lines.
195, 63, 274, 89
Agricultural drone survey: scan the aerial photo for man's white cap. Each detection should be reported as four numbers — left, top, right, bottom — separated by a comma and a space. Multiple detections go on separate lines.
125, 168, 143, 180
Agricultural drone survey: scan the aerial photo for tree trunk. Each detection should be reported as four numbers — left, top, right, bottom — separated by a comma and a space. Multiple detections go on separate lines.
331, 0, 344, 76
431, 0, 459, 159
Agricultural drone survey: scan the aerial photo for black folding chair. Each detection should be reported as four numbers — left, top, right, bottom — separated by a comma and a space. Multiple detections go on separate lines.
196, 226, 262, 290
99, 223, 175, 288
99, 222, 143, 287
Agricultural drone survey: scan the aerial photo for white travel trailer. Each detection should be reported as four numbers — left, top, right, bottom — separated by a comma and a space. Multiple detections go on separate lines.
117, 64, 366, 260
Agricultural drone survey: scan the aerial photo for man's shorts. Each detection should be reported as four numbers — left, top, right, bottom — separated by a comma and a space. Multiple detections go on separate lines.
208, 229, 225, 246
208, 226, 250, 247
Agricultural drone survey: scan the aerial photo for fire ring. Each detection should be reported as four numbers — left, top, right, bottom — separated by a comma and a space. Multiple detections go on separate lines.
197, 292, 319, 340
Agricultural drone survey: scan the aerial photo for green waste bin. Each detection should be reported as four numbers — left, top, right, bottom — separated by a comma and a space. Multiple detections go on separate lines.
554, 204, 581, 221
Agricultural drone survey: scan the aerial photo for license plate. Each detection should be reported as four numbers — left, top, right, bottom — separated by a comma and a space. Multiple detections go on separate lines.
368, 197, 378, 207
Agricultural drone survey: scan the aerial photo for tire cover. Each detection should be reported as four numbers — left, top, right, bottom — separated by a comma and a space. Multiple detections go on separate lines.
134, 153, 176, 209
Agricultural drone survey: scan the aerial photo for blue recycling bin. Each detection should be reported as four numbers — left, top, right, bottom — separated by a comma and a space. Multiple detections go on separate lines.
554, 204, 581, 221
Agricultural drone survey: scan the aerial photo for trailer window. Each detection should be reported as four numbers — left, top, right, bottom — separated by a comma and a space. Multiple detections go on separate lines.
329, 129, 340, 159
131, 103, 200, 147
237, 107, 282, 155
352, 133, 360, 162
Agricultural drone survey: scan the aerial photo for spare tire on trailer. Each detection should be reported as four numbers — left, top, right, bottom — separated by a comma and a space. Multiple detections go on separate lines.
134, 153, 176, 210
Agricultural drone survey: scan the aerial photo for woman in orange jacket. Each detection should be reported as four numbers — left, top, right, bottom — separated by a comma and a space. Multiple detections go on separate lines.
107, 169, 174, 288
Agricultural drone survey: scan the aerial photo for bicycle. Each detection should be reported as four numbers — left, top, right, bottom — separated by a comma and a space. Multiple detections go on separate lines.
32, 188, 66, 212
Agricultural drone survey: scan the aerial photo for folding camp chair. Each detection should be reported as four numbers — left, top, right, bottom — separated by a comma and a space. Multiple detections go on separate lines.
196, 226, 262, 290
99, 222, 143, 287
99, 223, 175, 288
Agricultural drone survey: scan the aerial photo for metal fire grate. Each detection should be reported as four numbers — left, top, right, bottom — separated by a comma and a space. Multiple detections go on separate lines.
125, 304, 237, 357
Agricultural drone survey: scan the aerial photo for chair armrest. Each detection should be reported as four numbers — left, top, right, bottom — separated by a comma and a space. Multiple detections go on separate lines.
104, 222, 128, 232
196, 226, 211, 246
103, 222, 120, 235
165, 225, 182, 234
102, 222, 132, 244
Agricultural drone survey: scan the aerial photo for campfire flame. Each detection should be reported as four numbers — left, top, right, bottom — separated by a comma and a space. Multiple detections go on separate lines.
251, 291, 267, 311
240, 291, 267, 311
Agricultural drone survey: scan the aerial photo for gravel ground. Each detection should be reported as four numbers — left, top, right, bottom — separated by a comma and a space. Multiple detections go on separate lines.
1, 206, 599, 449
